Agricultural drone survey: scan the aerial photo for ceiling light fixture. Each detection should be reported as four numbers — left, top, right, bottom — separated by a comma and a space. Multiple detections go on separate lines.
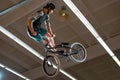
0, 63, 30, 80
60, 69, 76, 80
58, 5, 69, 21
63, 0, 120, 67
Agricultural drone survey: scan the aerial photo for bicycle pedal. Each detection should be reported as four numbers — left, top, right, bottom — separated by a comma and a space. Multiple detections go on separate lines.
63, 53, 68, 56
66, 57, 70, 62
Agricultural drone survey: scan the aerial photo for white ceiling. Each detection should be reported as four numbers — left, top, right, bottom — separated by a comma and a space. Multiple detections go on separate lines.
0, 0, 120, 80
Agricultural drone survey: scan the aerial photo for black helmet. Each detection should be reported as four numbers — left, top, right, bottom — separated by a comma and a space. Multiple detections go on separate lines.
46, 3, 55, 10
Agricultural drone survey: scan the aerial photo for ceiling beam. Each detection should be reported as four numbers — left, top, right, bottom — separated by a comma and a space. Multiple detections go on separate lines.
0, 32, 43, 65
0, 0, 32, 16
0, 50, 32, 70
93, 0, 119, 12
9, 0, 23, 4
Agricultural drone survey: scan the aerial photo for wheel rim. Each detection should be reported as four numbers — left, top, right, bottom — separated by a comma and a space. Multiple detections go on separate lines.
43, 54, 60, 77
70, 43, 87, 62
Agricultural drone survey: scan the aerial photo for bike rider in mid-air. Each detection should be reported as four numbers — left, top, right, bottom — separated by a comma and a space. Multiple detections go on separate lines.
27, 3, 56, 48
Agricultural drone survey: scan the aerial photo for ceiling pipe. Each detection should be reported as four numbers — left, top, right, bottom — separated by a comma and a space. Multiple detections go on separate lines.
0, 0, 32, 16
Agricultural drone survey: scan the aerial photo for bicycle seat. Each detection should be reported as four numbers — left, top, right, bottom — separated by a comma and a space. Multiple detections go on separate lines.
61, 42, 69, 46
55, 42, 69, 48
56, 50, 64, 53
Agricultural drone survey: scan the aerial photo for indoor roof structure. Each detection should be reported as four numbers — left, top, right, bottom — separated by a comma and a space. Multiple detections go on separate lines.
0, 0, 120, 80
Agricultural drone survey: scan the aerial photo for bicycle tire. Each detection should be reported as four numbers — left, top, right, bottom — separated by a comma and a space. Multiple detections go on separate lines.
43, 53, 60, 77
70, 42, 87, 62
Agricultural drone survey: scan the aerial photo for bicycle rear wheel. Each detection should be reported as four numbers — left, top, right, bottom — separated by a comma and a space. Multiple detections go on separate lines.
43, 54, 60, 77
70, 42, 87, 62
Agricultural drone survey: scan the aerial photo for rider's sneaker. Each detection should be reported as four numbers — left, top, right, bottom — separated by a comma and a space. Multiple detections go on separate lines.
45, 43, 57, 52
45, 43, 49, 48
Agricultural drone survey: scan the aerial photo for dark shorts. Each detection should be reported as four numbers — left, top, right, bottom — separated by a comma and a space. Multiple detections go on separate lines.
28, 28, 47, 42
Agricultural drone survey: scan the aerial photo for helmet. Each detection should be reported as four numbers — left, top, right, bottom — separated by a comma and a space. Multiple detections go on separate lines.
46, 3, 55, 10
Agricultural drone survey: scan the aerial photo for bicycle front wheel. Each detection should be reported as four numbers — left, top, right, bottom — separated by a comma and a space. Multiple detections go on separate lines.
70, 42, 87, 63
43, 54, 60, 77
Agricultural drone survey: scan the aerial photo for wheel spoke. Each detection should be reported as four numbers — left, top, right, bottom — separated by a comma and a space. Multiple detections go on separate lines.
43, 54, 60, 77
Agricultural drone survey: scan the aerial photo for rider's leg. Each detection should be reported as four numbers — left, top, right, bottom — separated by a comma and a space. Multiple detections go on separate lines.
45, 32, 55, 48
42, 32, 66, 54
42, 37, 49, 47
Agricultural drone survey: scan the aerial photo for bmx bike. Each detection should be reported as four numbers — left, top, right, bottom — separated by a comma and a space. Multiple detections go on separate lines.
42, 42, 87, 77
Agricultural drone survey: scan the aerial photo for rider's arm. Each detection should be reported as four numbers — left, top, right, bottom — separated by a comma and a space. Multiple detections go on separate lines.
27, 13, 40, 35
27, 17, 35, 34
45, 19, 54, 37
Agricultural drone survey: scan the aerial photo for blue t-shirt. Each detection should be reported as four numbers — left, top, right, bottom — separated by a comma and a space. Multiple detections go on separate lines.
33, 11, 49, 33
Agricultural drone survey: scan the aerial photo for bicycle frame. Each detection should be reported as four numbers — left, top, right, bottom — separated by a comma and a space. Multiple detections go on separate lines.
43, 42, 87, 77
45, 44, 78, 61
